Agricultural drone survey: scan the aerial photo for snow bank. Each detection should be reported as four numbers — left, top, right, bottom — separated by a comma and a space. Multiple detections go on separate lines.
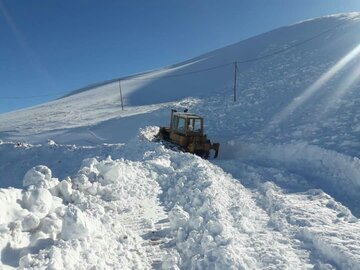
216, 153, 360, 269
219, 139, 360, 215
0, 159, 153, 269
250, 142, 360, 214
2, 128, 360, 269
1, 132, 311, 269
0, 142, 124, 189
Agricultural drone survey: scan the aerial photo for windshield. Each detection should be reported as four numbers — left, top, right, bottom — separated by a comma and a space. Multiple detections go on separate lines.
177, 117, 186, 133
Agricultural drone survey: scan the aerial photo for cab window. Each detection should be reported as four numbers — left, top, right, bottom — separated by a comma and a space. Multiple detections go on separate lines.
193, 119, 202, 132
177, 117, 186, 133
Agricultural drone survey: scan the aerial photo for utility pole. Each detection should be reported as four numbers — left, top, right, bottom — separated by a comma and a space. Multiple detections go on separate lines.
119, 80, 124, 111
233, 61, 238, 102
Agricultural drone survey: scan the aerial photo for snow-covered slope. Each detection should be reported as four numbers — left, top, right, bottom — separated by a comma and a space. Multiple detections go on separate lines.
1, 13, 360, 269
1, 13, 360, 147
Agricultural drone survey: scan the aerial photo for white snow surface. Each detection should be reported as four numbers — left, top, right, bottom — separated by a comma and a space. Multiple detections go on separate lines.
1, 13, 360, 269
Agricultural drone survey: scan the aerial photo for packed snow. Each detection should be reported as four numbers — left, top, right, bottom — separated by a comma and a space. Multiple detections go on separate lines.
1, 12, 360, 269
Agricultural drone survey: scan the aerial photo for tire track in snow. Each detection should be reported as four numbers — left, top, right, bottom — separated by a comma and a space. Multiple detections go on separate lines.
256, 182, 360, 269
210, 167, 313, 269
216, 159, 360, 269
117, 198, 170, 269
140, 147, 311, 269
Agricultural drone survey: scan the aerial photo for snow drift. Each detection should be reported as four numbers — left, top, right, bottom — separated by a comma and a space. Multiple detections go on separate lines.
1, 12, 360, 269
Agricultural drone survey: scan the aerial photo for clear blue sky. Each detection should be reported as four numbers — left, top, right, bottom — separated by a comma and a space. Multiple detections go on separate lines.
1, 0, 359, 113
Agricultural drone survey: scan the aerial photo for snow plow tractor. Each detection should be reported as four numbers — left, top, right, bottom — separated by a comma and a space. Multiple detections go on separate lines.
156, 109, 220, 159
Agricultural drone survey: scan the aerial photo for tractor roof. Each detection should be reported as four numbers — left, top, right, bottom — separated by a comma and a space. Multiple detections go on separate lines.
173, 112, 203, 119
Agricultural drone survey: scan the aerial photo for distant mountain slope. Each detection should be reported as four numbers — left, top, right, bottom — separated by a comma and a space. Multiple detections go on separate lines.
0, 12, 359, 148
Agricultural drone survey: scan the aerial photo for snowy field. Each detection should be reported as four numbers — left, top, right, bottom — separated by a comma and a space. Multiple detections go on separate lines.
1, 13, 360, 269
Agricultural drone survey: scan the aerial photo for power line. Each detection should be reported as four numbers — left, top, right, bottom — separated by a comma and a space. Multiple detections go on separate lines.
1, 16, 357, 100
235, 17, 353, 64
111, 16, 358, 82
132, 16, 359, 80
129, 63, 232, 81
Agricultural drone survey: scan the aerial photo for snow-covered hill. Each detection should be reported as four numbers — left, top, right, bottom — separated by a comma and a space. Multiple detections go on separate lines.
1, 13, 360, 269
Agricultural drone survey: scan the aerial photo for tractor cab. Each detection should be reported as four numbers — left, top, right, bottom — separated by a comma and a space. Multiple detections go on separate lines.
171, 111, 204, 135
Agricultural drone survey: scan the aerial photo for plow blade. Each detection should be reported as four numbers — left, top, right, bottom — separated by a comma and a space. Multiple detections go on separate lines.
211, 143, 220, 159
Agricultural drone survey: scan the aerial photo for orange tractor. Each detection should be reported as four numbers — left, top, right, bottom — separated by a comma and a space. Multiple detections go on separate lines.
156, 109, 220, 159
